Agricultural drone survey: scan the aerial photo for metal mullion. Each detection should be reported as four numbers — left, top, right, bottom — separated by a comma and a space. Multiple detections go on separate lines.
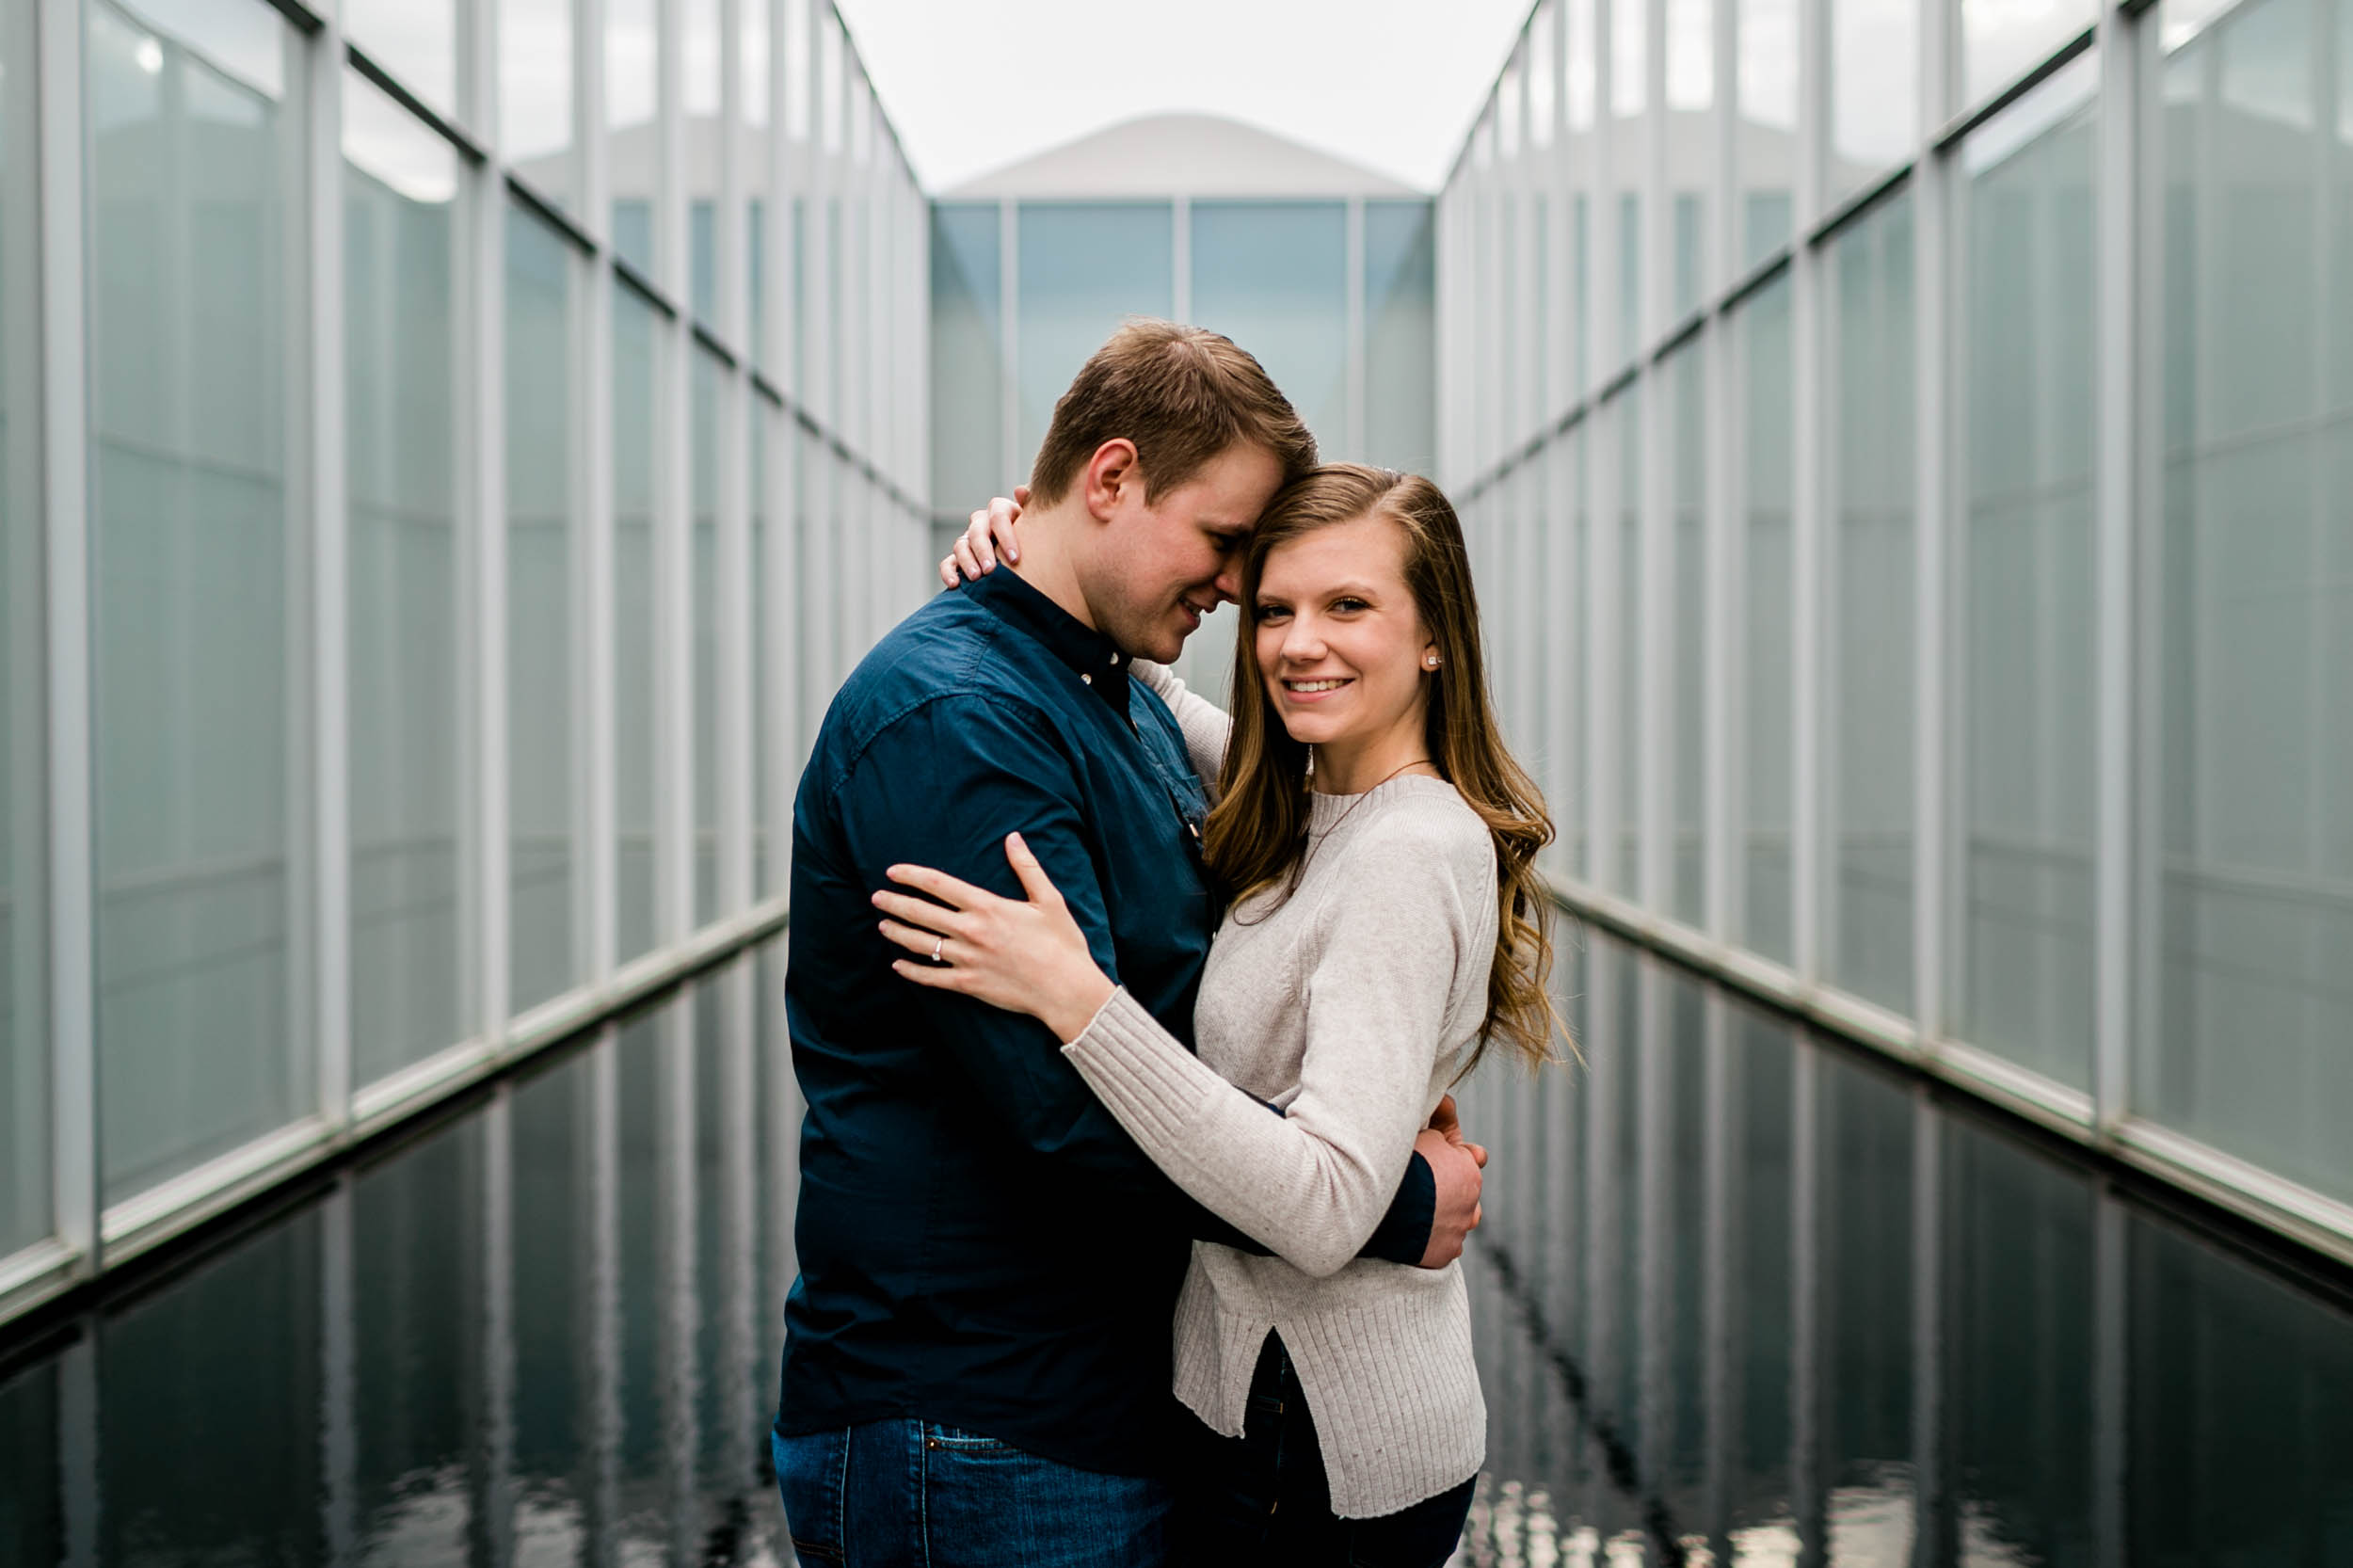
2091, 0, 2146, 1131
2091, 1185, 2127, 1568
1586, 0, 1619, 897
1700, 992, 1735, 1550
1788, 1035, 1824, 1560
35, 0, 96, 1274
478, 1089, 519, 1563
1344, 198, 1366, 461
655, 0, 694, 947
1789, 0, 1828, 983
1515, 66, 1542, 453
1703, 312, 1736, 940
1910, 1094, 1953, 1561
655, 993, 698, 1568
320, 1178, 357, 1564
581, 0, 619, 979
1634, 957, 1671, 1498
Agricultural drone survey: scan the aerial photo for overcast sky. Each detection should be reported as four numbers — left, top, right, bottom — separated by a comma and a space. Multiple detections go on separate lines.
833, 0, 1538, 193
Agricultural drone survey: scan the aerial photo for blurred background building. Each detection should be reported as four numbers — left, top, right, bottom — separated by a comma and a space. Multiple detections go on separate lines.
0, 0, 2347, 1435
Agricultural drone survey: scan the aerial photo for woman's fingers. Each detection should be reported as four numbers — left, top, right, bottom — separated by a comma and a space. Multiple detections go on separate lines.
1000, 832, 1064, 909
938, 553, 961, 589
884, 863, 993, 908
985, 495, 1021, 564
870, 888, 969, 935
890, 958, 959, 990
961, 508, 1000, 573
875, 917, 951, 956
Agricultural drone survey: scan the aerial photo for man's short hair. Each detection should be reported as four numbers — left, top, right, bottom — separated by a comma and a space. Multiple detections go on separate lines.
1028, 319, 1318, 506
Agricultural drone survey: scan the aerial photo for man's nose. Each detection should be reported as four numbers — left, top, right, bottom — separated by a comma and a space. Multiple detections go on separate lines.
1211, 564, 1241, 605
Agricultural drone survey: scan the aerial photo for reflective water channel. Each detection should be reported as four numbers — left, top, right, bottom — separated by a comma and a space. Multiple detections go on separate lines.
3, 930, 2349, 1566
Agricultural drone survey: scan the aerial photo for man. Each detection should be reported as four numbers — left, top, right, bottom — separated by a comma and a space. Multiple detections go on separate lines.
772, 320, 1485, 1566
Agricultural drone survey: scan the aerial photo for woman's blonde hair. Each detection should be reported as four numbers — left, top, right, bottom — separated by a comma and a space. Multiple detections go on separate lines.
1202, 464, 1568, 1076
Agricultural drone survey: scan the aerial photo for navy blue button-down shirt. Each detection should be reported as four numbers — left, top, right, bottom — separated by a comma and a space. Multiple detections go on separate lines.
776, 566, 1434, 1477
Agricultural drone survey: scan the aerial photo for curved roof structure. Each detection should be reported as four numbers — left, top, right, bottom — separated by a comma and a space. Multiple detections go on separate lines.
941, 112, 1423, 200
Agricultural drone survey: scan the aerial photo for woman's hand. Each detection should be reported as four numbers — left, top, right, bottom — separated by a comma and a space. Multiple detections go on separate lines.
873, 831, 1114, 1043
937, 487, 1029, 588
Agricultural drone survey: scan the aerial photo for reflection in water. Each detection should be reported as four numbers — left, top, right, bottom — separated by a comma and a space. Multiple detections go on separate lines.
1450, 936, 2353, 1566
2, 932, 2350, 1566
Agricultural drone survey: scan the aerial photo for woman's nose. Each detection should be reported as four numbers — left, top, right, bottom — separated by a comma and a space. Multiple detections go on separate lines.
1282, 617, 1325, 662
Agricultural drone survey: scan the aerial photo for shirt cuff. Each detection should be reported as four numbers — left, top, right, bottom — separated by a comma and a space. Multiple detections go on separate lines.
1359, 1149, 1436, 1267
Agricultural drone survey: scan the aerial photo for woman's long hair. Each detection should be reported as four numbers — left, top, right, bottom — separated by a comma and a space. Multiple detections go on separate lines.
1202, 464, 1567, 1075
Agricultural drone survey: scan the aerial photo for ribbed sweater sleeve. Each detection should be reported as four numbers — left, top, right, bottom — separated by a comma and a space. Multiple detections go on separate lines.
1131, 660, 1231, 790
1062, 803, 1483, 1278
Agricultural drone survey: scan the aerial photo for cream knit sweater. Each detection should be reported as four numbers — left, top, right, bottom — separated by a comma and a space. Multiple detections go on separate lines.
1061, 664, 1493, 1519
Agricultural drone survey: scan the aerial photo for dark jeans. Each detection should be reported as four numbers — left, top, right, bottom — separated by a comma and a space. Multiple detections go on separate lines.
1176, 1334, 1476, 1567
771, 1418, 1174, 1568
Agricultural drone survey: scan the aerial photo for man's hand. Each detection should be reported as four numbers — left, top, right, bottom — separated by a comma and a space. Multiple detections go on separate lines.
1416, 1126, 1483, 1269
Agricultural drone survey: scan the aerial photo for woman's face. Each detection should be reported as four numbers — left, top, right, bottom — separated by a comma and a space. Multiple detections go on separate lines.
1251, 512, 1438, 761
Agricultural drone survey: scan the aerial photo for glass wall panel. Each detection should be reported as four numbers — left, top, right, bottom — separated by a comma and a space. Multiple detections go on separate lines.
1611, 0, 1648, 360
1608, 391, 1641, 894
1822, 191, 1915, 1016
1955, 64, 2098, 1089
1737, 275, 1795, 965
1965, 0, 2098, 107
1365, 200, 1438, 474
1667, 0, 1717, 317
1191, 203, 1349, 456
0, 0, 42, 1259
1667, 346, 1705, 926
929, 203, 1000, 521
2149, 0, 2353, 1201
1015, 204, 1173, 475
744, 0, 772, 373
345, 73, 464, 1086
754, 399, 778, 900
692, 347, 721, 927
88, 0, 305, 1203
1553, 428, 1588, 880
607, 0, 658, 276
1832, 0, 1919, 200
613, 287, 660, 965
1738, 0, 1800, 264
504, 0, 574, 212
344, 0, 457, 123
507, 202, 578, 1016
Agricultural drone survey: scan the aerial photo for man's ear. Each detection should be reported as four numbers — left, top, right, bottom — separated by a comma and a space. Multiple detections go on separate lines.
1081, 440, 1139, 522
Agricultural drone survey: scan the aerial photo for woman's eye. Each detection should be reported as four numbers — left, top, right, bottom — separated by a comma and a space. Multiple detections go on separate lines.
1332, 597, 1368, 614
1254, 605, 1290, 623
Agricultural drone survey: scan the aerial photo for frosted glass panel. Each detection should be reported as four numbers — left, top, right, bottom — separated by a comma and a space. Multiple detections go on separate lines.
692, 348, 721, 927
1552, 430, 1588, 881
88, 0, 305, 1202
607, 0, 657, 277
1956, 64, 2098, 1090
1965, 0, 2097, 106
1739, 0, 1800, 265
504, 0, 573, 211
1667, 346, 1705, 926
1365, 201, 1437, 474
1738, 276, 1795, 965
929, 203, 1001, 514
1832, 0, 1918, 200
0, 0, 41, 1258
1015, 204, 1172, 476
507, 202, 578, 1016
2149, 0, 2353, 1202
1823, 192, 1915, 1016
344, 0, 457, 122
1610, 392, 1641, 895
614, 288, 659, 965
1191, 203, 1348, 458
345, 71, 463, 1087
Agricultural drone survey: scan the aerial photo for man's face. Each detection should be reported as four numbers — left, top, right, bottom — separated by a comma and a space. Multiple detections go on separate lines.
1084, 443, 1288, 664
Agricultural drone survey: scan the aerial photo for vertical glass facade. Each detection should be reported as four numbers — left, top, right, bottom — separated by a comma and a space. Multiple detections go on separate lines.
3, 0, 929, 1310
2152, 0, 2353, 1201
506, 204, 579, 1016
1446, 0, 2353, 1258
345, 71, 464, 1084
1191, 203, 1349, 455
1015, 203, 1173, 472
0, 0, 40, 1261
88, 0, 304, 1204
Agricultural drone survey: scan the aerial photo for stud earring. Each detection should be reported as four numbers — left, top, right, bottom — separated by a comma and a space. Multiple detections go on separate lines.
1424, 654, 1440, 669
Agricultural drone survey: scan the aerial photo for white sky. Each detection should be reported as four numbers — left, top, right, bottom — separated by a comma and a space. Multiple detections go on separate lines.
834, 0, 1540, 193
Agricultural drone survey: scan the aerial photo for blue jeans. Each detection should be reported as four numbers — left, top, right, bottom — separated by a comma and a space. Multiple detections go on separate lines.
771, 1418, 1174, 1568
1176, 1335, 1476, 1567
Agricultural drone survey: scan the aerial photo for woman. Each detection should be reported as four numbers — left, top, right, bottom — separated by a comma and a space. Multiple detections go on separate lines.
871, 465, 1559, 1564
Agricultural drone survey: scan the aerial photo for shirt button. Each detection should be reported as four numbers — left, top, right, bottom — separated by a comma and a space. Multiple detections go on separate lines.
1080, 673, 1092, 685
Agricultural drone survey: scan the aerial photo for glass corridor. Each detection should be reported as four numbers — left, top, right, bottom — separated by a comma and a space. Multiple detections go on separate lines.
4, 928, 2348, 1567
0, 0, 932, 1322
1445, 0, 2353, 1262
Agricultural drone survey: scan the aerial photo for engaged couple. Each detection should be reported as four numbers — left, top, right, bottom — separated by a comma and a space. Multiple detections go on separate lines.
772, 318, 1563, 1567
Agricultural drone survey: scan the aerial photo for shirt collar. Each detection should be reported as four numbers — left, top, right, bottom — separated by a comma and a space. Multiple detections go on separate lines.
962, 568, 1132, 712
